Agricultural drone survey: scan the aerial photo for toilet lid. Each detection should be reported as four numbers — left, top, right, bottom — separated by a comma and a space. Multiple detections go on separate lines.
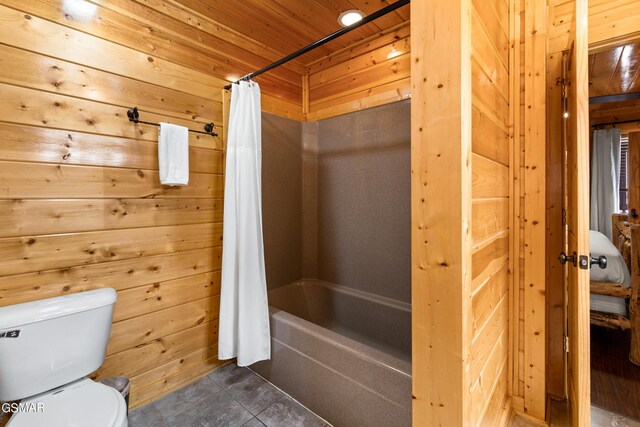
7, 379, 125, 427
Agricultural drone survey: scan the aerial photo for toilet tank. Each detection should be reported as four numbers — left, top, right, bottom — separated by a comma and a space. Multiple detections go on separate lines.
0, 288, 117, 402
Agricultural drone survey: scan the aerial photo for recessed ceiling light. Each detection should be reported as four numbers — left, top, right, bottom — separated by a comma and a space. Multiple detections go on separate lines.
387, 46, 402, 59
338, 10, 366, 27
62, 0, 98, 20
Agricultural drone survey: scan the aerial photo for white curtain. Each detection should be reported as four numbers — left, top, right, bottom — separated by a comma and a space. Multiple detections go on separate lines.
590, 128, 622, 240
218, 81, 270, 366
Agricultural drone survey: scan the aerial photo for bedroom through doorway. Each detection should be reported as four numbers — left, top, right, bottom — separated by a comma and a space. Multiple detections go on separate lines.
584, 37, 640, 421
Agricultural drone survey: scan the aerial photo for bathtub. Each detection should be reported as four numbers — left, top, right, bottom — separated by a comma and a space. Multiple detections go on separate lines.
251, 280, 411, 427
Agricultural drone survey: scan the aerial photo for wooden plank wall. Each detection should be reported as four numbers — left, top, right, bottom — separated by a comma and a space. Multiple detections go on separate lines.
544, 0, 640, 405
0, 0, 303, 409
502, 0, 551, 421
520, 0, 547, 419
545, 1, 566, 403
469, 0, 512, 424
512, 0, 555, 418
305, 21, 411, 121
410, 0, 471, 423
549, 0, 640, 55
411, 0, 513, 424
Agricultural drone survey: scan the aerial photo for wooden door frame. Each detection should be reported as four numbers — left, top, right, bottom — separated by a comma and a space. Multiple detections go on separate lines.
567, 1, 591, 423
543, 1, 592, 424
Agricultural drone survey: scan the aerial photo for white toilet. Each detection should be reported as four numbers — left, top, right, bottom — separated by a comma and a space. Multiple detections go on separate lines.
0, 288, 128, 427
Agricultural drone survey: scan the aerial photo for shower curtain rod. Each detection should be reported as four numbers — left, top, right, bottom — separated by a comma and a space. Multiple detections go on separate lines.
223, 0, 410, 90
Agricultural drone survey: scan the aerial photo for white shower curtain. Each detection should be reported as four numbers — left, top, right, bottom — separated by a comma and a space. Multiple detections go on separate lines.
590, 128, 622, 240
218, 81, 270, 366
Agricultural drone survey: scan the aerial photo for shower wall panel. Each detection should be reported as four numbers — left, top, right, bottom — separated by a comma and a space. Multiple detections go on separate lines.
315, 101, 411, 303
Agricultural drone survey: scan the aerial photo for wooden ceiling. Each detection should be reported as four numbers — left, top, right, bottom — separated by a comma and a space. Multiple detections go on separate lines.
590, 99, 640, 124
174, 0, 409, 64
589, 41, 640, 97
589, 40, 640, 128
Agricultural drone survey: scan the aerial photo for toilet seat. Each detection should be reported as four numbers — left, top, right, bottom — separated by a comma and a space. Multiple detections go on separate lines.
7, 378, 127, 427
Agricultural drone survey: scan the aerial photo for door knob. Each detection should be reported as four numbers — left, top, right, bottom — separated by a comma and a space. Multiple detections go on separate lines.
559, 251, 577, 267
632, 209, 639, 219
590, 255, 607, 269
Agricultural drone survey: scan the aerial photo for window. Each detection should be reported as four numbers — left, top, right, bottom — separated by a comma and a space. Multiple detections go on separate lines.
620, 134, 629, 211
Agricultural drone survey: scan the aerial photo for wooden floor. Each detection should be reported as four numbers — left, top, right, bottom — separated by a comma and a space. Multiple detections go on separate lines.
512, 400, 640, 426
591, 325, 640, 421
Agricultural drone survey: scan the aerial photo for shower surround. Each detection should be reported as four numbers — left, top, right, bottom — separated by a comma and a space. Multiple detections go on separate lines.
257, 100, 411, 427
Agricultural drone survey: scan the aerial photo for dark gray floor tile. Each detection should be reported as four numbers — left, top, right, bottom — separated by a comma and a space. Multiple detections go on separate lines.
209, 363, 254, 387
149, 365, 327, 427
242, 418, 267, 427
166, 387, 253, 427
209, 365, 282, 415
128, 403, 167, 427
257, 395, 326, 427
228, 371, 283, 414
154, 376, 221, 419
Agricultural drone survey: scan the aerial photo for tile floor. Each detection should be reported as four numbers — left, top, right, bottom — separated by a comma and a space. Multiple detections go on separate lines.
132, 364, 640, 427
129, 363, 330, 427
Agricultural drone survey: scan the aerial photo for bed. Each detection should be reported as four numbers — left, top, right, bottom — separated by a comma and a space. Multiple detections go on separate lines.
590, 213, 640, 365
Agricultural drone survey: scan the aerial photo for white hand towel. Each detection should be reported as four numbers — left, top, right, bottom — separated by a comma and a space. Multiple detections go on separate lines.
158, 122, 189, 186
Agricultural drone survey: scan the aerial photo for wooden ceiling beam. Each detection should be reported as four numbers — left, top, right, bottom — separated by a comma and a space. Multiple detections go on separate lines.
590, 92, 640, 104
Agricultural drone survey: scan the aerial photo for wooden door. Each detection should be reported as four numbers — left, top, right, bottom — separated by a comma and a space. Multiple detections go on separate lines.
628, 132, 640, 223
563, 0, 590, 424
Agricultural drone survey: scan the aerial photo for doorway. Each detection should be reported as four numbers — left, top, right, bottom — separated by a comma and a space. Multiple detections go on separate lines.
586, 38, 640, 421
